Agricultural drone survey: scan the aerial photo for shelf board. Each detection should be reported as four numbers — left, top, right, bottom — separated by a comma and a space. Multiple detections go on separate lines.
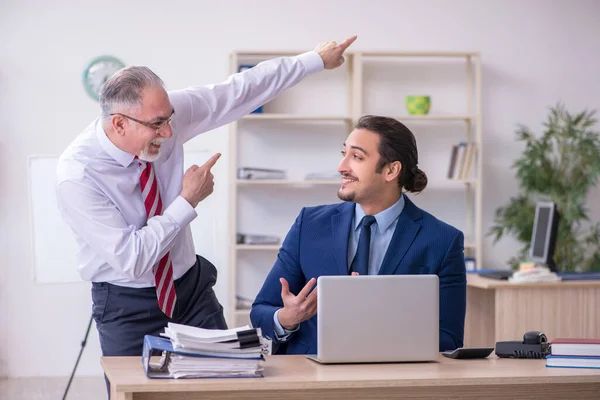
237, 179, 340, 186
236, 244, 280, 251
241, 114, 476, 122
398, 115, 476, 121
241, 113, 475, 123
238, 242, 477, 251
412, 179, 477, 187
241, 114, 352, 122
361, 51, 479, 58
430, 178, 477, 185
237, 179, 476, 187
447, 178, 477, 184
235, 51, 479, 58
238, 242, 476, 251
235, 51, 298, 57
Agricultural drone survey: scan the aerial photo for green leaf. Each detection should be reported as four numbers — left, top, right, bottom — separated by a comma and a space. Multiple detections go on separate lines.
493, 104, 600, 271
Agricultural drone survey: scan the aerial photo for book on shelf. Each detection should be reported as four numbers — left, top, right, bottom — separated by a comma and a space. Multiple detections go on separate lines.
142, 323, 268, 379
237, 167, 287, 180
447, 142, 477, 180
236, 295, 253, 310
236, 233, 280, 245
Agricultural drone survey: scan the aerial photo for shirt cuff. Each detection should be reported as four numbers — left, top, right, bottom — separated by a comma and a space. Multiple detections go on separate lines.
163, 195, 197, 228
273, 309, 299, 341
296, 51, 324, 75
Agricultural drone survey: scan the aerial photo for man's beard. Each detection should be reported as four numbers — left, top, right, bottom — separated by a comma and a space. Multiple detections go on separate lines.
138, 138, 165, 162
338, 173, 358, 202
337, 189, 355, 202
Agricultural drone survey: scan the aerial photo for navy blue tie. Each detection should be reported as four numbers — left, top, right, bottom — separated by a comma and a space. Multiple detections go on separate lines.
351, 215, 377, 275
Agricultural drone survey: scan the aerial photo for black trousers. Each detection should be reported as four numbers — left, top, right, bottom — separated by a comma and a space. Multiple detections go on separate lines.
92, 255, 227, 397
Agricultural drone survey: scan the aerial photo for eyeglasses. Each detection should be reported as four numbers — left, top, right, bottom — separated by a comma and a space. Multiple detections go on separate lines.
110, 111, 174, 134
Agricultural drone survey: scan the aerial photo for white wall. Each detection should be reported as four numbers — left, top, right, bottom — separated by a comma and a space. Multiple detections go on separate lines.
1, 0, 599, 377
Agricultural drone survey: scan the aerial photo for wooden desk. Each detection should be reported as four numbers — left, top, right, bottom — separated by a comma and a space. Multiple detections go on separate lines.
465, 274, 600, 347
102, 354, 600, 400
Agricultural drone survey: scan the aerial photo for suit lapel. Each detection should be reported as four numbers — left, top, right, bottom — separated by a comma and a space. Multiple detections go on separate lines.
378, 195, 422, 275
332, 202, 355, 275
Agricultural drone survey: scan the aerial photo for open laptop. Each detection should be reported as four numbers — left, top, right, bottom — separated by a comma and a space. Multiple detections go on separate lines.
307, 274, 439, 364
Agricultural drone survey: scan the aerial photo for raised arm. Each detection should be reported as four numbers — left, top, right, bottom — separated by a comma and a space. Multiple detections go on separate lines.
170, 36, 357, 143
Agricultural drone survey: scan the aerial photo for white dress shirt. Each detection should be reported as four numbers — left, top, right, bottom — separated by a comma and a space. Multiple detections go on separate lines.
56, 51, 324, 288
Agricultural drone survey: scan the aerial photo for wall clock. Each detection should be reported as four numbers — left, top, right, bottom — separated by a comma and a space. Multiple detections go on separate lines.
82, 55, 125, 101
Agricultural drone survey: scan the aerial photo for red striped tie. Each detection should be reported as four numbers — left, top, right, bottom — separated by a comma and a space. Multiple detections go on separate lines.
139, 160, 177, 318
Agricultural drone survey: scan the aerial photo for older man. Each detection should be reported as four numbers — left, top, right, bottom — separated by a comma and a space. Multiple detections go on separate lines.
56, 36, 357, 365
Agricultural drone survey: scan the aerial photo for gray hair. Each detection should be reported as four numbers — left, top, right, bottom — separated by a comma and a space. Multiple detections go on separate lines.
99, 66, 165, 120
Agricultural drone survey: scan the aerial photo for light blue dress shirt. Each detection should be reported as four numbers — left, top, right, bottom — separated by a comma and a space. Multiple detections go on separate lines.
273, 196, 406, 339
348, 195, 405, 275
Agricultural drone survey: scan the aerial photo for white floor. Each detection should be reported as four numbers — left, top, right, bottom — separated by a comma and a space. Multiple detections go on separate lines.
0, 376, 106, 400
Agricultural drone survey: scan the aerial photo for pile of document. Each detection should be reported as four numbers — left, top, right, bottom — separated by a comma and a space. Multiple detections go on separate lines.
237, 167, 286, 180
236, 295, 254, 310
143, 323, 267, 379
236, 233, 280, 245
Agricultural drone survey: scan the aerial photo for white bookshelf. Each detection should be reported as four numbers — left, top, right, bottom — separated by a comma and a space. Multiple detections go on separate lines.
227, 51, 482, 327
236, 179, 341, 186
242, 114, 352, 122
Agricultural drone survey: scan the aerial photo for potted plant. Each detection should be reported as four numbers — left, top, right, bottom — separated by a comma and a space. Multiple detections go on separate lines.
489, 103, 600, 272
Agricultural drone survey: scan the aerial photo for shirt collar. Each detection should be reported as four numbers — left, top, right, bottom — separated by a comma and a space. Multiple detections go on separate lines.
353, 195, 406, 233
95, 118, 136, 167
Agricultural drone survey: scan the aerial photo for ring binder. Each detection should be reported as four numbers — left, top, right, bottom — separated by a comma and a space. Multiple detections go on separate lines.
142, 323, 268, 379
142, 335, 265, 379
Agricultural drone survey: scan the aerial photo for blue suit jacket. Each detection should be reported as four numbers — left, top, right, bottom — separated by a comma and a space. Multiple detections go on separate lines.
250, 195, 466, 354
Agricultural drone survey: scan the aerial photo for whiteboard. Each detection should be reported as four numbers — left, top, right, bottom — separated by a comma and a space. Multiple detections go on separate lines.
27, 149, 229, 311
28, 155, 81, 283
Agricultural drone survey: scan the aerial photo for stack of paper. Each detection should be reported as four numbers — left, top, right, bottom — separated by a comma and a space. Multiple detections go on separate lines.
143, 324, 267, 379
162, 323, 266, 358
166, 354, 264, 378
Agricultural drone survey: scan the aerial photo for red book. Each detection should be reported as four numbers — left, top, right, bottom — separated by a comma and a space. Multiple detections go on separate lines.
551, 338, 600, 357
